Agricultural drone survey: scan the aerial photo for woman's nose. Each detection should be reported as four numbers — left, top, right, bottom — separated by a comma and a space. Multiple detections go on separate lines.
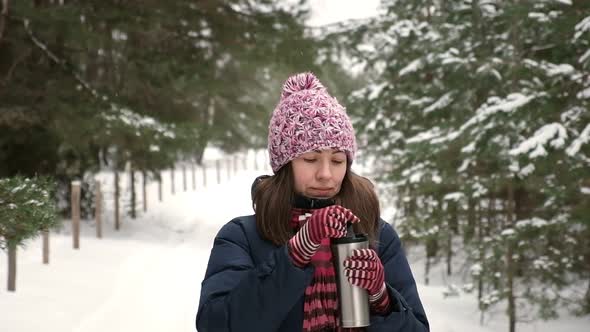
316, 159, 332, 180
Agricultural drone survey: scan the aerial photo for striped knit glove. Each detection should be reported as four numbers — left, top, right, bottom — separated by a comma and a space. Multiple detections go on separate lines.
344, 249, 392, 314
288, 205, 360, 267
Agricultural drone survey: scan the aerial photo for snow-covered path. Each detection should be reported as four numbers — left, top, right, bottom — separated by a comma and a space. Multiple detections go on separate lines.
71, 243, 201, 332
1, 155, 588, 331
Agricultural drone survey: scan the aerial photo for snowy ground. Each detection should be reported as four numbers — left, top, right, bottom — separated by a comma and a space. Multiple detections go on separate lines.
0, 149, 588, 332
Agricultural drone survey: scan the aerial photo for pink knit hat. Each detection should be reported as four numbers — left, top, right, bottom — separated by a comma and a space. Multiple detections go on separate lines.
268, 72, 357, 173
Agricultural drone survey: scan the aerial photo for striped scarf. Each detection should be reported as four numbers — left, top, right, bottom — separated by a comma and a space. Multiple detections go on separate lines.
291, 208, 363, 332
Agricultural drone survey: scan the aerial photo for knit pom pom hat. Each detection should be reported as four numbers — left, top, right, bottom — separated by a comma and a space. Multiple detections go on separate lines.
268, 72, 357, 173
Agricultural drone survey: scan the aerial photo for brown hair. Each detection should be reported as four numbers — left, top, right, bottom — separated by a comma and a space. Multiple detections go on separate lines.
252, 163, 381, 246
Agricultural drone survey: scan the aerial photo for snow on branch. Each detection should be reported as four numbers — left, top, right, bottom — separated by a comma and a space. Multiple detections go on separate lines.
509, 123, 568, 158
399, 58, 422, 77
406, 127, 443, 144
566, 123, 590, 156
574, 15, 590, 42
431, 93, 538, 145
423, 92, 453, 114
102, 104, 176, 138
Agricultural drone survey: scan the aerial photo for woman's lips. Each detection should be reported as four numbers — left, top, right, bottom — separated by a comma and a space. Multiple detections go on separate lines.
310, 188, 333, 196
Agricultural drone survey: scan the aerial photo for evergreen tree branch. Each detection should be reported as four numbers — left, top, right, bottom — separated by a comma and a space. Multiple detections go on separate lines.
0, 0, 8, 43
1, 48, 29, 87
16, 16, 101, 99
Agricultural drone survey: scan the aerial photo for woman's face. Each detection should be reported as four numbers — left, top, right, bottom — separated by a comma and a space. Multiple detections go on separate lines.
291, 149, 347, 199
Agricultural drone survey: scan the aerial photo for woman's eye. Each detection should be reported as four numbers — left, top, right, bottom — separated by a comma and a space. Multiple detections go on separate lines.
303, 158, 316, 163
332, 160, 345, 165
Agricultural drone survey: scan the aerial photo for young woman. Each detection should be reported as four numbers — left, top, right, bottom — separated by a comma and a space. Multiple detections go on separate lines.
196, 73, 429, 332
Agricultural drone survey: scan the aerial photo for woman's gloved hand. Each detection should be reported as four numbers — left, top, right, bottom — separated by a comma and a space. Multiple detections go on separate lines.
288, 205, 360, 267
344, 248, 390, 311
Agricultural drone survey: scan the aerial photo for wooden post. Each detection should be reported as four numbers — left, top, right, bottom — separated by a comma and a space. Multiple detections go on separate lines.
233, 155, 238, 173
171, 167, 176, 195
71, 181, 81, 249
226, 158, 231, 180
95, 181, 102, 239
114, 171, 120, 231
191, 164, 196, 190
42, 230, 49, 264
130, 169, 136, 219
242, 154, 247, 170
216, 160, 221, 184
142, 171, 147, 212
158, 171, 163, 202
7, 243, 16, 291
202, 164, 207, 188
182, 165, 187, 192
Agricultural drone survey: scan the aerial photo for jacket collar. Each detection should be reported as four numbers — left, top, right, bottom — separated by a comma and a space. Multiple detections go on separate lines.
293, 193, 334, 209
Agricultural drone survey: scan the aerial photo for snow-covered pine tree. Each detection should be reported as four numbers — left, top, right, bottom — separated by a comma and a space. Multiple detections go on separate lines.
336, 0, 590, 330
0, 176, 59, 291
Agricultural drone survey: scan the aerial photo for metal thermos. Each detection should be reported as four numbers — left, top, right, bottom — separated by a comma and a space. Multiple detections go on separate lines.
331, 224, 370, 328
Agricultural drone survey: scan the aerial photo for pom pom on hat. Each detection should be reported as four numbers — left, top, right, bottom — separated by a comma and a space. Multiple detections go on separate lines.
281, 72, 326, 100
268, 72, 357, 173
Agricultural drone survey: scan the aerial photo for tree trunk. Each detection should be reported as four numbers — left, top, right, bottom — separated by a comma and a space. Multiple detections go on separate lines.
170, 166, 175, 195
446, 226, 452, 276
95, 181, 102, 238
158, 171, 162, 202
130, 168, 136, 219
142, 170, 147, 212
465, 196, 476, 244
182, 165, 187, 192
478, 198, 488, 325
447, 201, 458, 276
424, 253, 430, 286
449, 200, 459, 234
7, 242, 16, 291
506, 181, 516, 332
0, 0, 8, 44
191, 164, 196, 190
216, 160, 221, 184
42, 230, 49, 264
114, 170, 120, 230
71, 181, 80, 249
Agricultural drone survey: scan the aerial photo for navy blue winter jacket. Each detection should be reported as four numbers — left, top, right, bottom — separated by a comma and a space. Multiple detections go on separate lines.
196, 215, 429, 332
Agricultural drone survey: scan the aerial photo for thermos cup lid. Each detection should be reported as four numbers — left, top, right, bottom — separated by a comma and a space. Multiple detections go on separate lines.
331, 233, 368, 244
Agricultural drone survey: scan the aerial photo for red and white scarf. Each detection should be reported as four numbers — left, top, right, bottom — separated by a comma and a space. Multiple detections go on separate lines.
291, 208, 363, 332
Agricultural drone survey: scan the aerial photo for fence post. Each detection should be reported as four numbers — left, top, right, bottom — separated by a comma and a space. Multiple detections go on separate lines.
42, 230, 49, 264
233, 155, 238, 173
216, 160, 221, 184
95, 180, 102, 239
226, 158, 231, 180
191, 164, 196, 190
114, 171, 120, 231
71, 181, 81, 249
130, 168, 136, 219
171, 166, 176, 195
142, 171, 147, 212
158, 171, 163, 202
182, 164, 187, 192
7, 243, 16, 291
